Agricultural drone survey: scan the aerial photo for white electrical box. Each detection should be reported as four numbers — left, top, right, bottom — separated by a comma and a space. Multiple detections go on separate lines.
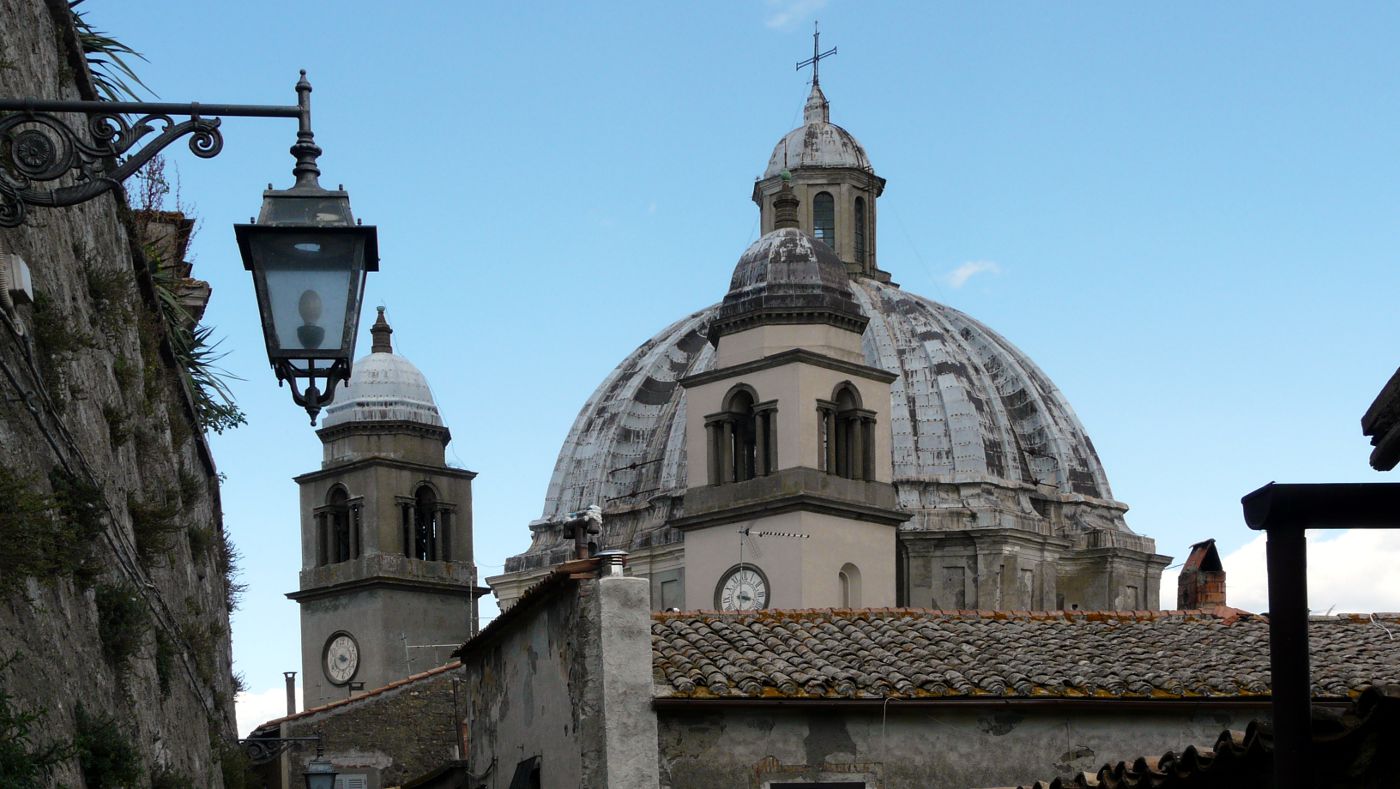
0, 253, 33, 306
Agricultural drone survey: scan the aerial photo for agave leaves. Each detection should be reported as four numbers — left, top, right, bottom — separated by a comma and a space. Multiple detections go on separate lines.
69, 0, 154, 103
149, 261, 247, 434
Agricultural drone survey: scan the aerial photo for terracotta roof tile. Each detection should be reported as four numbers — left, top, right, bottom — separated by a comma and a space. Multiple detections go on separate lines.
651, 609, 1400, 701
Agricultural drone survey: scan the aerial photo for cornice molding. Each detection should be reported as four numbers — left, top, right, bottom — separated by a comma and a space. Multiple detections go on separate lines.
681, 347, 897, 389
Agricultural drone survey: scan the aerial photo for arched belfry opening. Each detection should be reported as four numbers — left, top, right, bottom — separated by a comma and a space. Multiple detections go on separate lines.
820, 383, 875, 481
706, 385, 777, 484
410, 484, 439, 561
327, 486, 352, 564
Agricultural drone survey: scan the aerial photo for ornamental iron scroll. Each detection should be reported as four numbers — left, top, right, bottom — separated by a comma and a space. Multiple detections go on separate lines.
239, 733, 324, 765
0, 108, 222, 227
0, 86, 307, 228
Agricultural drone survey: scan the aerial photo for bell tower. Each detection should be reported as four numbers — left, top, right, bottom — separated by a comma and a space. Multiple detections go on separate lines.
289, 309, 482, 707
674, 184, 908, 610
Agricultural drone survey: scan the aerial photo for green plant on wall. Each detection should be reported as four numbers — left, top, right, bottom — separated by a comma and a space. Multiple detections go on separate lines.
94, 584, 149, 669
74, 704, 142, 788
133, 157, 248, 435
0, 467, 106, 596
127, 492, 182, 569
68, 0, 151, 102
0, 657, 72, 789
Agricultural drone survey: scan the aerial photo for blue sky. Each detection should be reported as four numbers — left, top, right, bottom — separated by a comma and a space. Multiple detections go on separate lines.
75, 1, 1400, 732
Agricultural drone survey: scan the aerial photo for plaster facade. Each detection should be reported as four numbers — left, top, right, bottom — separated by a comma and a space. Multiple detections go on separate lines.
655, 703, 1267, 789
456, 573, 660, 789
681, 508, 897, 609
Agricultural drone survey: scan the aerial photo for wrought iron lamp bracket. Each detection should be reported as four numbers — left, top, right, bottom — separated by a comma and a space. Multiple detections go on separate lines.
0, 91, 305, 228
238, 733, 323, 765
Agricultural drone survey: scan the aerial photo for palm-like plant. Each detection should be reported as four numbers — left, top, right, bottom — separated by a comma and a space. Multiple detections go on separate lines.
68, 1, 153, 102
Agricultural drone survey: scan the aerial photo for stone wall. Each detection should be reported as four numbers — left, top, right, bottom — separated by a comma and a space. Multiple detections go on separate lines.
269, 666, 461, 789
0, 1, 239, 785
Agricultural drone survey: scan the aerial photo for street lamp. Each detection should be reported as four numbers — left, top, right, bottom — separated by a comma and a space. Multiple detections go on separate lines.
303, 734, 339, 789
0, 70, 378, 424
235, 73, 378, 423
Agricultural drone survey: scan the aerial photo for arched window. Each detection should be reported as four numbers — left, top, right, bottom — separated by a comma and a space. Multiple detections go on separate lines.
410, 485, 439, 561
706, 386, 777, 484
839, 563, 862, 607
812, 191, 835, 251
819, 384, 875, 480
728, 389, 757, 482
853, 196, 867, 266
328, 487, 351, 564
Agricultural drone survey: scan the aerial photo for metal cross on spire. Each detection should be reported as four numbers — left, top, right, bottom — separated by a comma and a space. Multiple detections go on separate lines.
795, 21, 837, 85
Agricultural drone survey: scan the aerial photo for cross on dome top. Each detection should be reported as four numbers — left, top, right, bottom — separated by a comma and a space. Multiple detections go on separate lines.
796, 22, 836, 125
795, 21, 837, 87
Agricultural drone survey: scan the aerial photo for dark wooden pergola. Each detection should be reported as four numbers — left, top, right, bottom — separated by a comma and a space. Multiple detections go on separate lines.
1240, 481, 1400, 789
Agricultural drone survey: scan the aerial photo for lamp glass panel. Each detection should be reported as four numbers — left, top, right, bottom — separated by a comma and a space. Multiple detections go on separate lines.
264, 196, 353, 226
250, 232, 364, 354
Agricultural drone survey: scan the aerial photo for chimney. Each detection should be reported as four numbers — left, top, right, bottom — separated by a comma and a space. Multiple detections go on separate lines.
284, 671, 297, 716
1177, 538, 1226, 609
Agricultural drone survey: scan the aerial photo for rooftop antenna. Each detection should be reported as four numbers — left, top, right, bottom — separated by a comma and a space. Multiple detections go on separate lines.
796, 21, 837, 86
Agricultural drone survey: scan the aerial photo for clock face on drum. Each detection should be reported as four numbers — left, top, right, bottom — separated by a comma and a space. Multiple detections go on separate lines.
324, 633, 359, 685
716, 566, 769, 611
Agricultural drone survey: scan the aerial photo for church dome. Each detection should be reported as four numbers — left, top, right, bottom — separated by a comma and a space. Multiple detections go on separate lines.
320, 309, 444, 429
712, 226, 866, 340
763, 83, 873, 178
539, 278, 1121, 527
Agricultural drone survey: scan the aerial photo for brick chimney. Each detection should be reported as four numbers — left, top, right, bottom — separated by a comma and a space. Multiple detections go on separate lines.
1178, 538, 1226, 609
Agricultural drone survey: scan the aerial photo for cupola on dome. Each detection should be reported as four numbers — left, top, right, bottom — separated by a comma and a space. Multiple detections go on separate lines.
319, 308, 444, 429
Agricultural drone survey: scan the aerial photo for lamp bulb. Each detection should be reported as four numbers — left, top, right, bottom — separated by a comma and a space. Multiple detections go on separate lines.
299, 289, 323, 322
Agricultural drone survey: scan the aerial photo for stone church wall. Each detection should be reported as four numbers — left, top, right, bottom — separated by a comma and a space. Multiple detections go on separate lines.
656, 702, 1269, 788
0, 1, 239, 784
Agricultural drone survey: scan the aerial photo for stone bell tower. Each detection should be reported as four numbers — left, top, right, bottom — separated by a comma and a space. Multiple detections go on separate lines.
673, 183, 908, 610
289, 309, 482, 708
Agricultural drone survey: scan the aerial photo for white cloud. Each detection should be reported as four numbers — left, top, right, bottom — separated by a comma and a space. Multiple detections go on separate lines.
946, 260, 1001, 288
236, 685, 292, 738
1159, 529, 1400, 614
765, 0, 828, 31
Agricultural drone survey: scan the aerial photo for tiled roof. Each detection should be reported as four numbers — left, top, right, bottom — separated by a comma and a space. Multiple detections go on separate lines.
1004, 684, 1400, 788
651, 608, 1400, 701
249, 660, 461, 735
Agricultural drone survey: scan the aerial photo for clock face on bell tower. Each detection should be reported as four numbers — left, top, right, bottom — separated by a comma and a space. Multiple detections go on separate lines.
323, 632, 359, 685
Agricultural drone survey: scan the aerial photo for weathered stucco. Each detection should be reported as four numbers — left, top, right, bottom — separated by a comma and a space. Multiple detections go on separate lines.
656, 703, 1268, 789
457, 573, 658, 788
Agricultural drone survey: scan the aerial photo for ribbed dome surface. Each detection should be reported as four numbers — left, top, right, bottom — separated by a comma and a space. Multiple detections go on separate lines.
540, 278, 1115, 522
763, 83, 873, 178
320, 351, 444, 429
